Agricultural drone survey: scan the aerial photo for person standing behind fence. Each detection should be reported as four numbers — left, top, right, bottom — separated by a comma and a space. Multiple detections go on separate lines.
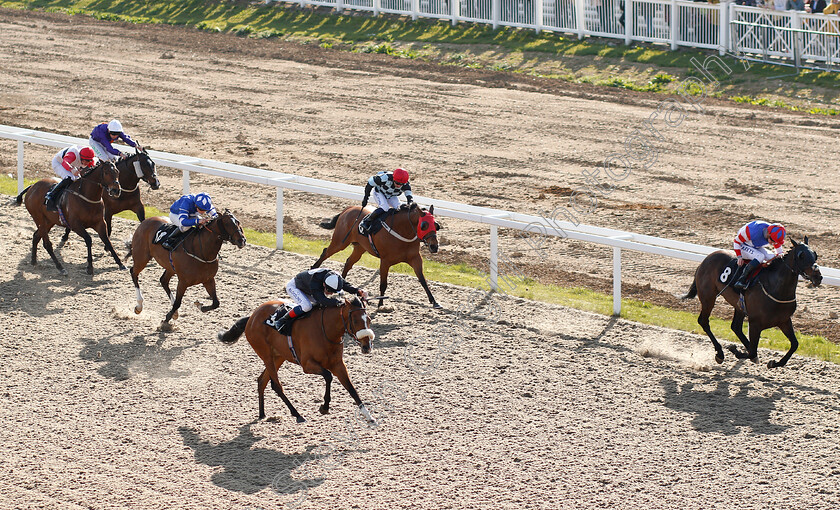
805, 0, 826, 12
89, 119, 143, 161
786, 0, 805, 9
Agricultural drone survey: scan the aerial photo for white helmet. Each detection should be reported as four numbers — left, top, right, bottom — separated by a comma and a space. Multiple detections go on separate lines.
107, 119, 123, 133
324, 273, 341, 293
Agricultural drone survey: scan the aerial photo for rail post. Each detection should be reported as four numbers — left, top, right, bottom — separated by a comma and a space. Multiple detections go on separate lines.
182, 169, 190, 195
490, 224, 499, 291
613, 246, 621, 316
17, 140, 24, 194
276, 187, 284, 250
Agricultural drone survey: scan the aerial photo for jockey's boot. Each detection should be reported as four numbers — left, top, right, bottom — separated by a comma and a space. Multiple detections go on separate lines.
45, 177, 73, 212
358, 208, 385, 235
733, 259, 760, 292
161, 228, 189, 251
275, 305, 305, 333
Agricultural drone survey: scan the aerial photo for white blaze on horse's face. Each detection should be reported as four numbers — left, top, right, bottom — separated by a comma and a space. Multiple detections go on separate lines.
353, 305, 375, 352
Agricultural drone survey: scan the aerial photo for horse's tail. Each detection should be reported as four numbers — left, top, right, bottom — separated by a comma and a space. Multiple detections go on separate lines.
681, 280, 698, 300
319, 213, 340, 230
123, 239, 133, 262
14, 185, 32, 205
218, 316, 250, 344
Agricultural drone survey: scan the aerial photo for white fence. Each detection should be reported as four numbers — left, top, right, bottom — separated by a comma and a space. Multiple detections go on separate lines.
2, 124, 838, 315
273, 0, 840, 68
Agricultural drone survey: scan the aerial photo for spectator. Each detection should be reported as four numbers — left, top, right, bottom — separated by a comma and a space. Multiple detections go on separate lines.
825, 0, 840, 13
805, 0, 826, 11
787, 0, 805, 9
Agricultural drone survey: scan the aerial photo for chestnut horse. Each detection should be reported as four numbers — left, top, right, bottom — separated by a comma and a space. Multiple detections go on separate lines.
682, 238, 822, 368
14, 160, 124, 276
126, 210, 246, 326
312, 203, 442, 308
217, 296, 377, 424
57, 149, 160, 246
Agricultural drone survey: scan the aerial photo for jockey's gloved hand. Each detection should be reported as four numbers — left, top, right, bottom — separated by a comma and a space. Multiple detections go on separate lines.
361, 198, 368, 208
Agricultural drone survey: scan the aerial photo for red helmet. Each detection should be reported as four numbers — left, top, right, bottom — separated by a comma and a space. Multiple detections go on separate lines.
767, 224, 786, 245
79, 147, 95, 161
392, 168, 409, 185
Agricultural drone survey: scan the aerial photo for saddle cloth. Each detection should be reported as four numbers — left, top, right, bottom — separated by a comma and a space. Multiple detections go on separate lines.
153, 223, 179, 245
718, 259, 763, 292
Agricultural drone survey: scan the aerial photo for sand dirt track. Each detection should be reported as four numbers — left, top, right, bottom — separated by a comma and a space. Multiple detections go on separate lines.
1, 7, 840, 509
2, 200, 840, 510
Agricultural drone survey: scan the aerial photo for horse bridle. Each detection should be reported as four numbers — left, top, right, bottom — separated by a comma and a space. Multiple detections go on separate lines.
320, 300, 369, 345
781, 246, 818, 282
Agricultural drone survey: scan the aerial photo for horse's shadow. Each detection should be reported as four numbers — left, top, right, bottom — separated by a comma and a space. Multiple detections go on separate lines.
661, 375, 788, 436
78, 331, 198, 380
179, 423, 325, 496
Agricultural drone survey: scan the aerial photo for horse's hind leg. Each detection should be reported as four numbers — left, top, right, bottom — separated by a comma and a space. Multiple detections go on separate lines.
768, 319, 798, 369
696, 295, 725, 364
311, 235, 351, 270
74, 228, 95, 275
340, 244, 365, 278
319, 369, 333, 415
726, 310, 751, 358
130, 246, 151, 314
197, 278, 220, 313
30, 231, 41, 265
95, 222, 126, 271
37, 225, 66, 276
265, 358, 304, 423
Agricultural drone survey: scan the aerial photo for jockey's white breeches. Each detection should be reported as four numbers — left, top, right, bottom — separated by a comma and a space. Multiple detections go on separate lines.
738, 244, 774, 264
286, 280, 317, 312
373, 191, 400, 211
50, 156, 79, 180
169, 212, 194, 232
89, 137, 120, 162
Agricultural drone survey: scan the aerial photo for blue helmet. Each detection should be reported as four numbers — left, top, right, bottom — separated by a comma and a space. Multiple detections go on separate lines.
195, 193, 213, 211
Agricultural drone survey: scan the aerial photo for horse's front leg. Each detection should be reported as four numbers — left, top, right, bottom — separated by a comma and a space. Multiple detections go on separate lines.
768, 319, 799, 369
729, 321, 761, 363
75, 228, 95, 275
408, 255, 440, 309
196, 278, 220, 313
163, 279, 188, 324
95, 221, 126, 270
56, 227, 71, 250
319, 369, 333, 415
328, 360, 376, 426
159, 269, 179, 320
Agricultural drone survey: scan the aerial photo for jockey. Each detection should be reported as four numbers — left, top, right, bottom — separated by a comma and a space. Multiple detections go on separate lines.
89, 119, 143, 162
359, 168, 414, 235
44, 145, 97, 212
732, 220, 786, 291
161, 192, 217, 250
274, 268, 368, 331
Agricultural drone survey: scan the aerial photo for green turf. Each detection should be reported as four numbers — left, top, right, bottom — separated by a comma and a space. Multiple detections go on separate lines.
2, 0, 839, 113
3, 177, 838, 364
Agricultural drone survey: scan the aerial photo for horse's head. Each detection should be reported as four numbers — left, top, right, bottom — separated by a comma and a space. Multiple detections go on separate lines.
101, 160, 121, 198
790, 237, 822, 287
343, 296, 374, 354
411, 203, 441, 254
216, 209, 246, 248
131, 149, 160, 190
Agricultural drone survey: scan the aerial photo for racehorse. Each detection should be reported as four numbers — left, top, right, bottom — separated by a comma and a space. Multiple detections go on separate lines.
15, 160, 124, 276
312, 203, 442, 308
57, 149, 159, 247
217, 296, 377, 424
682, 238, 822, 368
126, 210, 246, 326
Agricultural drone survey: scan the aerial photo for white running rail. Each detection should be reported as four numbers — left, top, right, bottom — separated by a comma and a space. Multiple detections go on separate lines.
3, 124, 838, 315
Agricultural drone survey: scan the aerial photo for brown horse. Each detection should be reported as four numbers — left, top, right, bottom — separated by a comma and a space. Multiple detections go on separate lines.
126, 210, 246, 326
312, 203, 442, 308
57, 149, 160, 246
15, 161, 124, 276
683, 238, 822, 368
217, 296, 377, 424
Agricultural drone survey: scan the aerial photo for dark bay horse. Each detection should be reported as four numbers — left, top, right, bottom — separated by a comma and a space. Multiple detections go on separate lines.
683, 238, 822, 368
58, 149, 160, 246
15, 161, 124, 276
218, 296, 377, 424
312, 203, 442, 308
126, 210, 246, 326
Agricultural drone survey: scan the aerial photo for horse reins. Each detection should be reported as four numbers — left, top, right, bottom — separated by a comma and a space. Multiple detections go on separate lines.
319, 301, 367, 345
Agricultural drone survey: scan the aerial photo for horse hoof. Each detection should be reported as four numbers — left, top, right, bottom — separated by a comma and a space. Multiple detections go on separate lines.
749, 357, 758, 364
171, 311, 179, 320
59, 268, 68, 276
194, 301, 202, 311
134, 306, 142, 315
118, 265, 127, 271
295, 416, 306, 423
319, 404, 329, 415
432, 302, 443, 310
86, 267, 94, 276
158, 321, 174, 332
767, 360, 777, 369
714, 354, 724, 364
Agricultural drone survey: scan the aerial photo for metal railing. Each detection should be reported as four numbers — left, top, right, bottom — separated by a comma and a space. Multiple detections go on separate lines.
3, 124, 838, 316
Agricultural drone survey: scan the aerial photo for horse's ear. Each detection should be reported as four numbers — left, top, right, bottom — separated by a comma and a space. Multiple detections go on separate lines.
429, 204, 434, 215
803, 235, 809, 245
435, 222, 442, 230
791, 238, 799, 247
